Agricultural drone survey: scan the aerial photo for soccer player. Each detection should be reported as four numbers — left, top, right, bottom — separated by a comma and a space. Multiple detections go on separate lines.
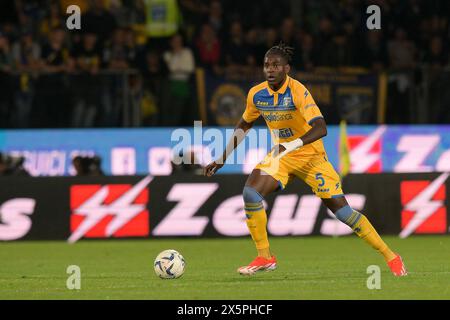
204, 42, 407, 277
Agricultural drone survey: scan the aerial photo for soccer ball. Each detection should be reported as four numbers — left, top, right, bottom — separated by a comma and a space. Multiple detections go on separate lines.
154, 249, 186, 279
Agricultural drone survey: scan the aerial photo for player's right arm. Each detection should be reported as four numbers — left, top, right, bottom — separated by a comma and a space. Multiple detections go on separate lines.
204, 117, 255, 177
204, 88, 260, 177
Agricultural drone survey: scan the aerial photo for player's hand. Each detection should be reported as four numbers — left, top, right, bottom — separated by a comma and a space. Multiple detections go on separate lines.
271, 144, 287, 158
203, 161, 224, 177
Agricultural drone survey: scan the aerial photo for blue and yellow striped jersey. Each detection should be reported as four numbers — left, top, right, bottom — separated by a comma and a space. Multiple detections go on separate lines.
243, 75, 326, 158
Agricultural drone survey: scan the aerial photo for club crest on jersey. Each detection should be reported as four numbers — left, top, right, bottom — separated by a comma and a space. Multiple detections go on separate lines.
282, 96, 291, 106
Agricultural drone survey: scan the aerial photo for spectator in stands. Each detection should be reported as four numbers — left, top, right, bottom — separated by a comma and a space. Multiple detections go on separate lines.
342, 19, 359, 62
245, 27, 264, 68
423, 35, 448, 69
315, 15, 335, 67
101, 27, 137, 127
83, 0, 117, 45
162, 33, 195, 126
428, 14, 447, 38
260, 28, 278, 61
195, 23, 221, 74
0, 152, 30, 176
295, 32, 316, 72
329, 30, 354, 68
71, 32, 102, 127
143, 0, 181, 52
15, 0, 43, 36
124, 27, 139, 68
223, 21, 252, 77
32, 28, 72, 128
73, 155, 104, 176
424, 34, 450, 124
103, 27, 132, 70
142, 50, 168, 126
361, 30, 388, 72
72, 32, 100, 74
11, 30, 41, 128
388, 27, 417, 69
0, 0, 450, 129
0, 31, 14, 72
386, 27, 417, 124
40, 0, 65, 38
109, 0, 146, 27
0, 31, 14, 128
207, 0, 224, 37
279, 17, 296, 47
40, 28, 71, 73
144, 50, 168, 81
12, 30, 41, 71
179, 0, 209, 31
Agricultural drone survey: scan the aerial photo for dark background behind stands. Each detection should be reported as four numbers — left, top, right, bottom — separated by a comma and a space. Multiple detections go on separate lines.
0, 0, 449, 129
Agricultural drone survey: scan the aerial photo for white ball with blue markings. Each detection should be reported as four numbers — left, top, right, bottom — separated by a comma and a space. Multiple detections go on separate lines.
154, 249, 186, 279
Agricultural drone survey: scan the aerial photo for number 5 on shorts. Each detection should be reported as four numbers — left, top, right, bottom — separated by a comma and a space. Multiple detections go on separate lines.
315, 173, 325, 187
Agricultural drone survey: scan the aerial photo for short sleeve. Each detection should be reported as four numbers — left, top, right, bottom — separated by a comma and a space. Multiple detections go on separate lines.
294, 83, 324, 125
242, 89, 260, 123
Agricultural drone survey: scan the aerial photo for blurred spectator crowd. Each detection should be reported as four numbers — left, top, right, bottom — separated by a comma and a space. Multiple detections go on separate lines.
0, 151, 104, 177
0, 152, 29, 176
0, 0, 449, 129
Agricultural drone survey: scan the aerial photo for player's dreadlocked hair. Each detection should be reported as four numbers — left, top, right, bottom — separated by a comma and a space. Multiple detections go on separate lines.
265, 41, 294, 64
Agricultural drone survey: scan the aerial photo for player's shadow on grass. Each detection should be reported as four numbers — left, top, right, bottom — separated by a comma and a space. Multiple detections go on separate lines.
210, 272, 367, 283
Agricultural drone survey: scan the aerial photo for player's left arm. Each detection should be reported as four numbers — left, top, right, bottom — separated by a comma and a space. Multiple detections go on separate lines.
298, 117, 327, 144
273, 84, 327, 158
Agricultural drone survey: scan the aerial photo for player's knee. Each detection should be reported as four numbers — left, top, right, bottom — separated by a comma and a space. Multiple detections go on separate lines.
243, 186, 264, 204
334, 205, 362, 228
334, 205, 353, 222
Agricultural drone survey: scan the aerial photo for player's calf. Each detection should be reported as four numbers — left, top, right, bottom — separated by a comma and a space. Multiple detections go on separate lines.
243, 186, 271, 258
333, 203, 407, 276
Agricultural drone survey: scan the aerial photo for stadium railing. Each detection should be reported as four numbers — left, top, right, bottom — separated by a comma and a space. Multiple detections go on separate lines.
1, 69, 142, 129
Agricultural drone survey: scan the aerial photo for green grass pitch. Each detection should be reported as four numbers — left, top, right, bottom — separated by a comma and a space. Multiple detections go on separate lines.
1, 236, 449, 300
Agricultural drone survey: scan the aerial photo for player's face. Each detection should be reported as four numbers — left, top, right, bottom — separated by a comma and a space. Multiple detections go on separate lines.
263, 55, 289, 87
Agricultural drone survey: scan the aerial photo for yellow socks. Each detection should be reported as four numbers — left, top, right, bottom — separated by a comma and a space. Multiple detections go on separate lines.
243, 186, 272, 259
245, 206, 271, 258
335, 205, 396, 262
244, 190, 397, 263
352, 214, 396, 262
